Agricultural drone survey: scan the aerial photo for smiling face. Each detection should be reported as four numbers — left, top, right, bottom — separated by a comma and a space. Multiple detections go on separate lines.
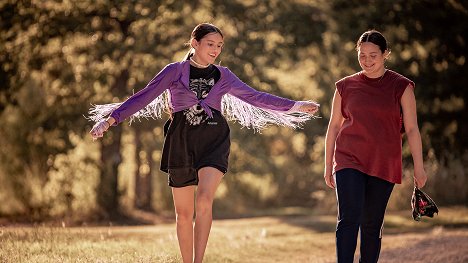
357, 41, 389, 78
191, 32, 224, 66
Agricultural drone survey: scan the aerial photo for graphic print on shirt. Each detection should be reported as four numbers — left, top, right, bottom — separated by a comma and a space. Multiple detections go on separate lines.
184, 78, 215, 125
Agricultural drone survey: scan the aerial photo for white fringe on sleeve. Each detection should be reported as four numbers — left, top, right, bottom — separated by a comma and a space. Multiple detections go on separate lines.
221, 94, 312, 132
88, 92, 313, 131
87, 91, 170, 125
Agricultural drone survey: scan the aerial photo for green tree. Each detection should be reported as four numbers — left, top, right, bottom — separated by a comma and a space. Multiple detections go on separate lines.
1, 0, 466, 221
0, 0, 189, 218
1, 0, 94, 217
329, 0, 468, 157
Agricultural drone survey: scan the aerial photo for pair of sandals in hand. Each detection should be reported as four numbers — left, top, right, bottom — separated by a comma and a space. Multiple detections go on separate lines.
411, 186, 439, 221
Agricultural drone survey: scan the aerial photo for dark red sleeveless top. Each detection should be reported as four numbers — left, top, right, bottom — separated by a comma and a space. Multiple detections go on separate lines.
334, 70, 414, 184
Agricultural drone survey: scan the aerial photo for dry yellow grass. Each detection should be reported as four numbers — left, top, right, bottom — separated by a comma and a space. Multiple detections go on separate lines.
0, 206, 467, 263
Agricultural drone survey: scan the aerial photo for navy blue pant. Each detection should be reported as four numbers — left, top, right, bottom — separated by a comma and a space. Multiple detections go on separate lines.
335, 168, 394, 263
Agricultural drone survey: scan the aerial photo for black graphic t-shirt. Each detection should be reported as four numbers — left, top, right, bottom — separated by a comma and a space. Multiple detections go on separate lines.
183, 64, 221, 125
160, 63, 230, 186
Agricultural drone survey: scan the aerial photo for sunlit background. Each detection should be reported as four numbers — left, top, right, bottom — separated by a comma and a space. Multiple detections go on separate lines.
0, 0, 466, 223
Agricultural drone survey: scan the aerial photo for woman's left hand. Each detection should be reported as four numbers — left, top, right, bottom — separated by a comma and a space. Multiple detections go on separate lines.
414, 166, 427, 188
298, 101, 320, 115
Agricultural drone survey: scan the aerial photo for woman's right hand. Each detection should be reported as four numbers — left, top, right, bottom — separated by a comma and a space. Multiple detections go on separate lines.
90, 120, 110, 140
324, 168, 335, 189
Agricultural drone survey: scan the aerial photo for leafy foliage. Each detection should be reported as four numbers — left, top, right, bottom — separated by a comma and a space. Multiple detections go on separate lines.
0, 0, 466, 219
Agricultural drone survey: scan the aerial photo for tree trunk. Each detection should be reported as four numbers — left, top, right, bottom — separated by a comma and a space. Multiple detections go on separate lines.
134, 128, 144, 209
134, 129, 153, 211
144, 147, 154, 211
97, 126, 122, 218
96, 69, 129, 218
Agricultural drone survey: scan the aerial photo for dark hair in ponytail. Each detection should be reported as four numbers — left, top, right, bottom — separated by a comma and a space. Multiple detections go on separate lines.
355, 30, 390, 54
182, 23, 224, 61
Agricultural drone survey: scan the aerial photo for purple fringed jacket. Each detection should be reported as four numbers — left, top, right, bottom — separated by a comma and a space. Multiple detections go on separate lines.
89, 60, 311, 130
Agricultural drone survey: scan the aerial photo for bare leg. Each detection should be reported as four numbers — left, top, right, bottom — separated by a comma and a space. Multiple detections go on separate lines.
172, 186, 196, 263
193, 167, 223, 263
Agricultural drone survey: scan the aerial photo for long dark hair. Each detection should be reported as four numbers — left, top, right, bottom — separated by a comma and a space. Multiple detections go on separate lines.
182, 23, 224, 61
355, 30, 389, 54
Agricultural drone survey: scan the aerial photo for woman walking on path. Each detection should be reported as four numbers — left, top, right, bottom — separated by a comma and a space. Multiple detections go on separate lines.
323, 30, 427, 263
89, 23, 319, 263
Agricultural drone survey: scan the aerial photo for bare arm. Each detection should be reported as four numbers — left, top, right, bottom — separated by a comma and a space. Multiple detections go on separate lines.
401, 84, 427, 188
324, 89, 344, 189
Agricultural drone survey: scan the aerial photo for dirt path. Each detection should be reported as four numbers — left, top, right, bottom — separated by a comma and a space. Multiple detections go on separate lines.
378, 228, 467, 263
1, 209, 466, 262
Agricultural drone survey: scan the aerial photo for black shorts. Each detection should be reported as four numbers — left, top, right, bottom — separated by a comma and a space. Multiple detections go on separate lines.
160, 109, 230, 187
